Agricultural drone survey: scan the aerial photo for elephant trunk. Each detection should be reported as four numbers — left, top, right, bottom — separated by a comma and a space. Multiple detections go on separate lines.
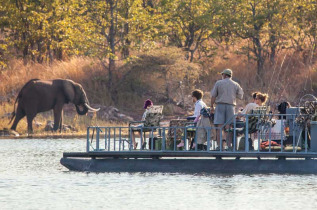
76, 104, 89, 115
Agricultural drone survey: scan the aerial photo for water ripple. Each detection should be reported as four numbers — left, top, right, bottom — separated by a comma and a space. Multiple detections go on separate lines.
0, 139, 317, 210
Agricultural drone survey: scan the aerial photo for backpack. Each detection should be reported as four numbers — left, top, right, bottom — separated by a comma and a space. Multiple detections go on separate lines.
200, 107, 214, 121
200, 107, 211, 117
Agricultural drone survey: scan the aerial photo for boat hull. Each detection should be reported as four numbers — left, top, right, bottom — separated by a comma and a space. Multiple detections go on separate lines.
60, 158, 317, 174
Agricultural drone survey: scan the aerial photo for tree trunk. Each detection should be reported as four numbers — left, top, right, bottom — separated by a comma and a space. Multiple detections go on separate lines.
122, 1, 130, 58
253, 36, 265, 85
107, 0, 117, 90
268, 21, 277, 65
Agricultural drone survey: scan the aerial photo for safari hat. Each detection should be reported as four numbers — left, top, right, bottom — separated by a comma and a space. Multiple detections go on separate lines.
220, 69, 232, 77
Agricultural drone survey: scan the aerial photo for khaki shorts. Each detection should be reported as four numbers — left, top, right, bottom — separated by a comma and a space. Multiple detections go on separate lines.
214, 103, 235, 125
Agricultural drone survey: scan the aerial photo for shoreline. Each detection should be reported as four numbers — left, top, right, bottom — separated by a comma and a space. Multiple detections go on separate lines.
0, 132, 131, 139
0, 133, 87, 139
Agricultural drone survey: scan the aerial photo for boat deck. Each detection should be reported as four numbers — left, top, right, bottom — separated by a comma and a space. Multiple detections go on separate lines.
63, 151, 317, 159
61, 112, 317, 173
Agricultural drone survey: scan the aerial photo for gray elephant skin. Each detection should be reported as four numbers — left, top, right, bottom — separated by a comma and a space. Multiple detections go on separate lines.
10, 79, 99, 133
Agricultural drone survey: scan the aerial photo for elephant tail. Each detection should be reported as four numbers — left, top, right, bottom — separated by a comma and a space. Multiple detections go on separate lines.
9, 78, 40, 125
9, 92, 20, 125
9, 99, 17, 125
9, 111, 15, 125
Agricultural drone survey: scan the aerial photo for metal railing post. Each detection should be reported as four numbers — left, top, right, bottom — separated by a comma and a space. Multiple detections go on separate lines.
305, 125, 308, 153
257, 125, 260, 152
96, 127, 100, 151
119, 127, 122, 151
108, 128, 111, 151
269, 122, 272, 152
195, 126, 198, 152
86, 127, 90, 152
245, 115, 249, 152
140, 127, 143, 151
184, 126, 187, 151
113, 128, 116, 151
220, 127, 223, 152
233, 118, 236, 152
293, 115, 295, 153
207, 128, 211, 151
129, 127, 132, 151
105, 128, 108, 150
174, 127, 176, 151
162, 127, 166, 150
151, 128, 154, 151
281, 119, 284, 152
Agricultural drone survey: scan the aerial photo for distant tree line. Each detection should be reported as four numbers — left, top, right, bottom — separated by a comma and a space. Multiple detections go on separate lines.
0, 0, 316, 80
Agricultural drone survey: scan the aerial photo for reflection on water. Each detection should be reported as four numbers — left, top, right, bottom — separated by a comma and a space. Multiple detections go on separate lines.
0, 139, 317, 210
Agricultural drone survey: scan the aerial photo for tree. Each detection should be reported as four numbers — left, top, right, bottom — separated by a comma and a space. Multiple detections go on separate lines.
229, 0, 291, 82
160, 0, 221, 62
291, 0, 317, 63
0, 0, 83, 63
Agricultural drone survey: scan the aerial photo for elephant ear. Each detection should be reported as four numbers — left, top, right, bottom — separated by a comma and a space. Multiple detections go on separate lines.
63, 80, 75, 103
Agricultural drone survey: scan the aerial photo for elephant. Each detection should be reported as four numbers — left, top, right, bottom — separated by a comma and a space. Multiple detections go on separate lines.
10, 79, 99, 133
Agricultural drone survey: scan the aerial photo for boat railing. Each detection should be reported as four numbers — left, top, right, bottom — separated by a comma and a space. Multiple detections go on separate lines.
86, 113, 315, 155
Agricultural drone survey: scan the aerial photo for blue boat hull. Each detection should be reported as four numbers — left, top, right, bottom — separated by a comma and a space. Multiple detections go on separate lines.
60, 158, 317, 174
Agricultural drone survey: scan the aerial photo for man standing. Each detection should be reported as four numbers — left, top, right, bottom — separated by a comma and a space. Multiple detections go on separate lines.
210, 69, 244, 150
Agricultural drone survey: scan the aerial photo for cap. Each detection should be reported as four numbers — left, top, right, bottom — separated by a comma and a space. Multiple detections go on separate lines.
220, 69, 232, 77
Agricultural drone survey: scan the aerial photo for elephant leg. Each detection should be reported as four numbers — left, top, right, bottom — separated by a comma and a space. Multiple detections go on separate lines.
26, 113, 36, 134
10, 107, 25, 131
53, 105, 63, 132
59, 110, 63, 133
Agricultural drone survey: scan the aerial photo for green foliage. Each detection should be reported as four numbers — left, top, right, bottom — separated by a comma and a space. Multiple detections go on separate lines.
0, 0, 317, 77
158, 0, 222, 61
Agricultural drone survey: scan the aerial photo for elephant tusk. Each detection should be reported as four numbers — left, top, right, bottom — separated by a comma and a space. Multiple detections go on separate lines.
84, 103, 100, 112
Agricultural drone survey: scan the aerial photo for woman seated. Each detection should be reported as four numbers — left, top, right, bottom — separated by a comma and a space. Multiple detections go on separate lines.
235, 92, 269, 150
131, 99, 153, 149
237, 92, 268, 120
238, 92, 259, 116
254, 93, 268, 107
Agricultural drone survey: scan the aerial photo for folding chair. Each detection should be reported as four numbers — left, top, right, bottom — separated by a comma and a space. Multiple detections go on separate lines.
235, 106, 269, 150
129, 105, 163, 149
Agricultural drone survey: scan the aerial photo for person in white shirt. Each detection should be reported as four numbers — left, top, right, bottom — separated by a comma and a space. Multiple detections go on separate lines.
178, 89, 208, 148
238, 92, 259, 116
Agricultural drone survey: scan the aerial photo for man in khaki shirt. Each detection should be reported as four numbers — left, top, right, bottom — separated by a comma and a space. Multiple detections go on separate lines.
210, 69, 244, 150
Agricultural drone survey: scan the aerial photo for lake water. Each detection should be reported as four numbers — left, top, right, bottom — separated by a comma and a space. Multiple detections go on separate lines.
1, 139, 317, 210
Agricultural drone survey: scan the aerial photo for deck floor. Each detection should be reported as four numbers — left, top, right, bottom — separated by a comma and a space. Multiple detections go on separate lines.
63, 151, 317, 159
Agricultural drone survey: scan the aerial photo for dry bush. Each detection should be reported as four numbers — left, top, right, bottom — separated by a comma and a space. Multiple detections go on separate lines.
0, 57, 105, 99
0, 57, 120, 133
115, 47, 202, 116
1, 47, 316, 134
199, 49, 317, 108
